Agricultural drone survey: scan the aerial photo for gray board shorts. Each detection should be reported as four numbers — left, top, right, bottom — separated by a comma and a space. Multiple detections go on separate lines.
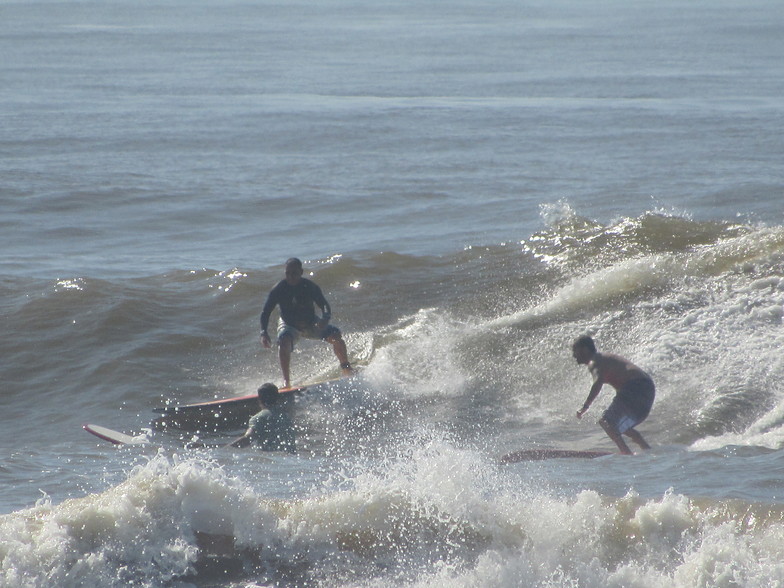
277, 321, 340, 349
602, 378, 655, 434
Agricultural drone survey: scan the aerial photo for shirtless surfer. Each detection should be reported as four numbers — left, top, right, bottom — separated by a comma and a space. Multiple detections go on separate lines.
572, 335, 655, 455
260, 257, 353, 388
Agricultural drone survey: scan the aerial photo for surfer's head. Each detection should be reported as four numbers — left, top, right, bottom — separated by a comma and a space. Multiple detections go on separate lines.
572, 335, 596, 364
284, 257, 304, 285
258, 382, 280, 406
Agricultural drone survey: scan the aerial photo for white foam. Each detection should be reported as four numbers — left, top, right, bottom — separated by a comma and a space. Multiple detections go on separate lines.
691, 399, 784, 451
486, 252, 678, 330
0, 453, 274, 587
364, 309, 470, 397
4, 434, 784, 587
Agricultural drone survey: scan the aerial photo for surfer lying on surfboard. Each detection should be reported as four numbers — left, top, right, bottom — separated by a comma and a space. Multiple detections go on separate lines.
227, 383, 296, 452
572, 335, 655, 455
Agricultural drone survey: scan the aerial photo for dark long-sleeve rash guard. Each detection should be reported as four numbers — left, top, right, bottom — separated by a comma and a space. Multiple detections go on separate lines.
260, 278, 332, 333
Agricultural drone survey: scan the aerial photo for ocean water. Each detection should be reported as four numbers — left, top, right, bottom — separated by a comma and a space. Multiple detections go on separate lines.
2, 0, 784, 586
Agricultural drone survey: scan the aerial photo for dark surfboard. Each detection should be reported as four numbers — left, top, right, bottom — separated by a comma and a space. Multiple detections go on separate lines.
151, 372, 358, 432
500, 448, 615, 463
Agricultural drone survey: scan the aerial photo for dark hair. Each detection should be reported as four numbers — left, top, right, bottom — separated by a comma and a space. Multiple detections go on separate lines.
573, 335, 596, 353
258, 382, 280, 406
285, 257, 303, 270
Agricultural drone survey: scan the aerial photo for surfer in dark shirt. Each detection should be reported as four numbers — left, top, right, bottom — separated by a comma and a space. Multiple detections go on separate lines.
572, 335, 655, 455
260, 257, 353, 387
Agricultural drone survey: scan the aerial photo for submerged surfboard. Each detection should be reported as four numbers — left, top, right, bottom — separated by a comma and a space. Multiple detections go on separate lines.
500, 448, 615, 463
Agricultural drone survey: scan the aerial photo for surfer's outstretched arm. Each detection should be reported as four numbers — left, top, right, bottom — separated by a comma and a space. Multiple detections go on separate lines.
577, 380, 603, 419
227, 429, 252, 448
